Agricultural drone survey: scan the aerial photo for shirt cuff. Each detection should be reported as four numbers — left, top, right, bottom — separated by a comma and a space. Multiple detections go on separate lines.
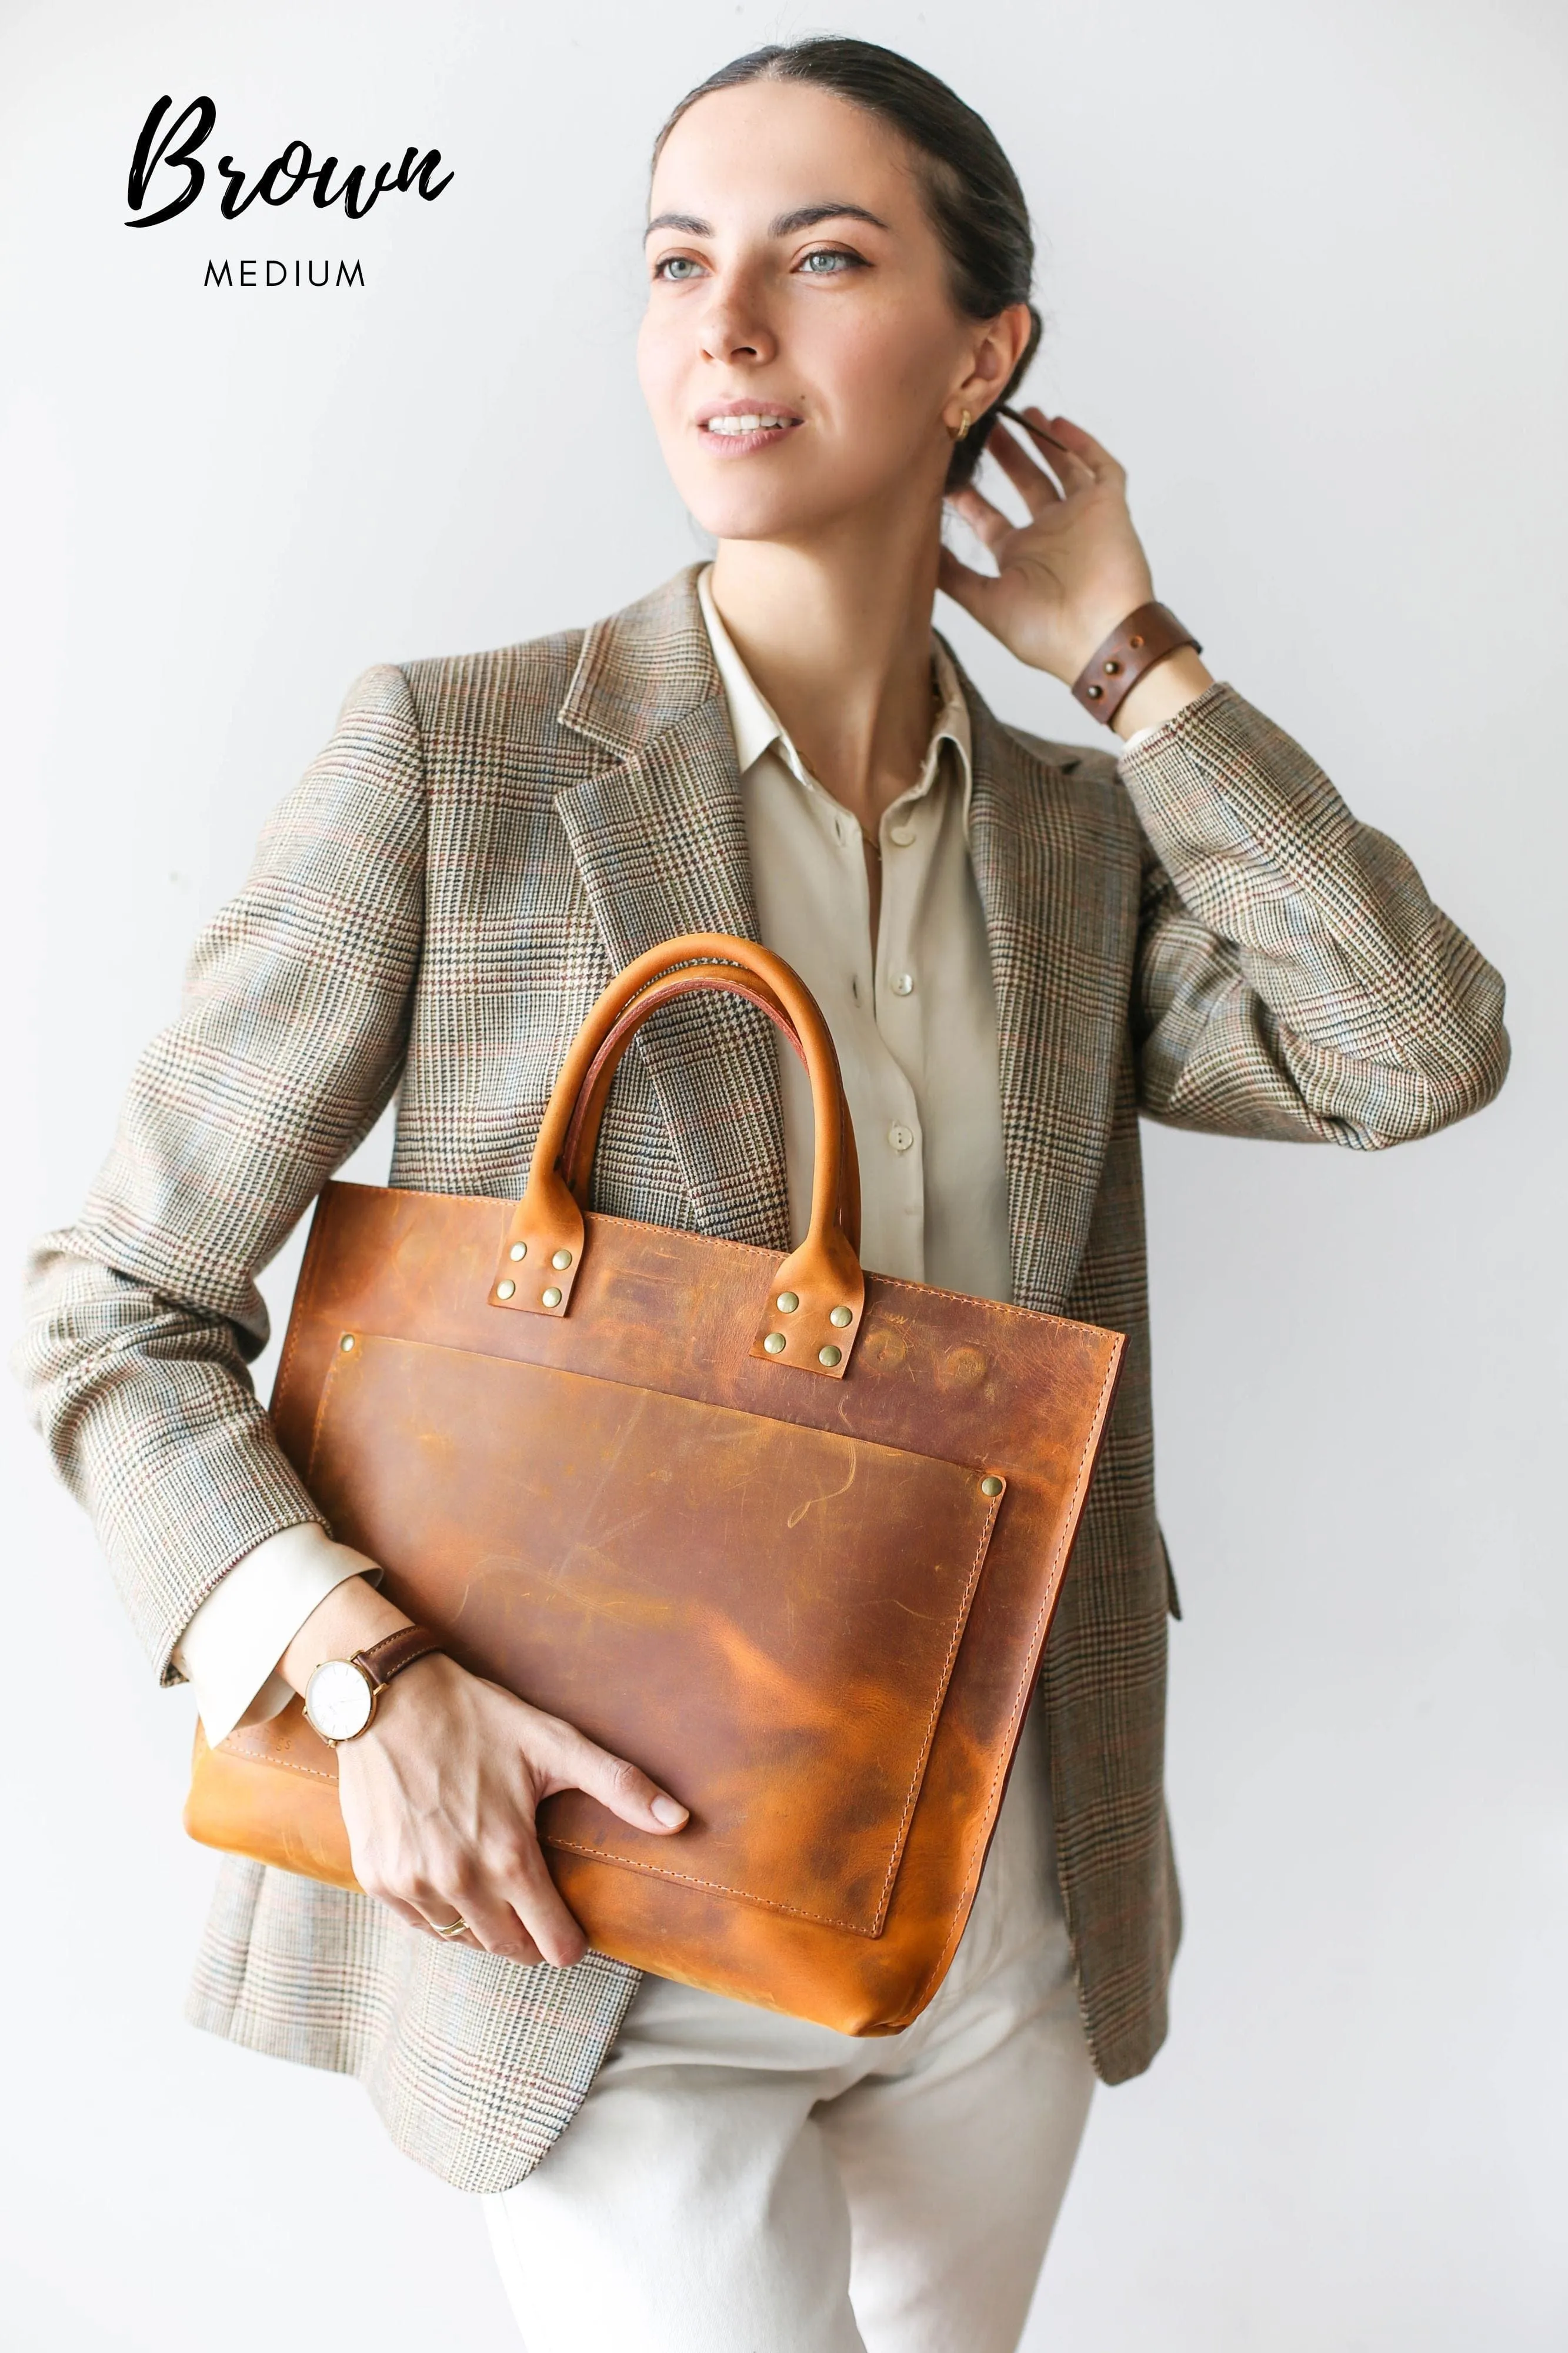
173, 1522, 384, 1745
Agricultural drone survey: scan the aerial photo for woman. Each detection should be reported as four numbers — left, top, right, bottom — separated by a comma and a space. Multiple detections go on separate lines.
19, 35, 1508, 2353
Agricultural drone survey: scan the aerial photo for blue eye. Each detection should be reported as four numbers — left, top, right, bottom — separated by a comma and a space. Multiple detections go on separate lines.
798, 250, 860, 275
655, 255, 703, 281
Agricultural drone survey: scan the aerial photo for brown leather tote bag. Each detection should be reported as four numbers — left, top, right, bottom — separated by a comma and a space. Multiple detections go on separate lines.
185, 934, 1124, 2036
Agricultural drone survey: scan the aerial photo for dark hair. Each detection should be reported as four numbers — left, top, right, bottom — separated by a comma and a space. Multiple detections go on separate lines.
652, 37, 1040, 491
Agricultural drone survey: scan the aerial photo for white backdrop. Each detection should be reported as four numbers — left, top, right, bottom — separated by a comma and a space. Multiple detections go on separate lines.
3, 2, 1564, 2345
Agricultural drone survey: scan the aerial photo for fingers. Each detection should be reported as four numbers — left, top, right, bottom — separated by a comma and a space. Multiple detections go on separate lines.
470, 1835, 588, 1969
536, 1715, 690, 1837
348, 1682, 691, 1975
1038, 411, 1126, 488
377, 1871, 553, 1967
945, 483, 1014, 556
382, 1888, 523, 1958
447, 1862, 559, 1966
985, 413, 1065, 512
937, 544, 1001, 621
381, 1891, 452, 1938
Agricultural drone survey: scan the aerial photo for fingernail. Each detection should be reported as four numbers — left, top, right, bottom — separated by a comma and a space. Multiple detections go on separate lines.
651, 1794, 688, 1828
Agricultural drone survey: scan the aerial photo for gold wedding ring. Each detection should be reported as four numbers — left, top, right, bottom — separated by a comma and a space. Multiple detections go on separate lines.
432, 1915, 468, 1940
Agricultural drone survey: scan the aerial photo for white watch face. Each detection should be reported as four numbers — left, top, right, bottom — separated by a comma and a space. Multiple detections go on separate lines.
305, 1657, 375, 1742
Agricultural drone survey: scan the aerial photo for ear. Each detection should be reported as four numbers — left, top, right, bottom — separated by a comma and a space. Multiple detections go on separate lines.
949, 301, 1035, 426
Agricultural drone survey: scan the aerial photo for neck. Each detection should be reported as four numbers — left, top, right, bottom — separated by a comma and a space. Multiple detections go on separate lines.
708, 495, 944, 839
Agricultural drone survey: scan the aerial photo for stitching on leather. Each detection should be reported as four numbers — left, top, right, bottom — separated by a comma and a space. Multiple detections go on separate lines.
545, 1487, 999, 1941
288, 1272, 1119, 1980
306, 1329, 999, 1937
215, 1742, 336, 1785
539, 1838, 878, 1935
591, 1214, 1110, 1344
868, 1484, 1003, 1930
895, 1339, 1122, 2020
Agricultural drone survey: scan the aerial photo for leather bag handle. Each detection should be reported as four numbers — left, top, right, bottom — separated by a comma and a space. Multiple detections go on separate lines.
559, 964, 861, 1255
489, 934, 866, 1379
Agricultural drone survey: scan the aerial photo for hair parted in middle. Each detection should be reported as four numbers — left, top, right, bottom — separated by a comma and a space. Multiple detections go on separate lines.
653, 36, 1043, 491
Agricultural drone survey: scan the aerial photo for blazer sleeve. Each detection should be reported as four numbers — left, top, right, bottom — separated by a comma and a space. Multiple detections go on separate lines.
1118, 682, 1509, 1145
14, 662, 428, 1681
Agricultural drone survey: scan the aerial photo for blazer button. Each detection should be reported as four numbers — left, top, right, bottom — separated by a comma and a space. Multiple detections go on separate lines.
887, 1122, 915, 1154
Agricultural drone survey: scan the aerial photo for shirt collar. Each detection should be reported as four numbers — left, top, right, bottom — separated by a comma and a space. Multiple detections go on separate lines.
697, 562, 973, 830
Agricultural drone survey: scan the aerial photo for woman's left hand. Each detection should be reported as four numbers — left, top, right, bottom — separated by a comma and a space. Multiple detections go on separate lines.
939, 411, 1160, 688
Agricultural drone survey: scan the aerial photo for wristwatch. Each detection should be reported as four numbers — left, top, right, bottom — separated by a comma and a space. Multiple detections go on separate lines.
303, 1625, 445, 1744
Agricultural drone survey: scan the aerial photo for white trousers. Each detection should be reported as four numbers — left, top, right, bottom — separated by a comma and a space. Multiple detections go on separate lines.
484, 1707, 1095, 2352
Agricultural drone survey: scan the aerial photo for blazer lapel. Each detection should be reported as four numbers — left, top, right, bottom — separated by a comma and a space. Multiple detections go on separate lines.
554, 574, 790, 1251
556, 574, 1136, 1292
963, 688, 1136, 1315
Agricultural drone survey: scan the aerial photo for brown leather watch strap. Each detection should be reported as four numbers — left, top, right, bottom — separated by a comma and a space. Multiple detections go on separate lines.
351, 1625, 443, 1692
1070, 601, 1202, 726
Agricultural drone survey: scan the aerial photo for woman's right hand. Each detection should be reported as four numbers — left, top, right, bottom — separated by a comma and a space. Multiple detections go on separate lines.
282, 1575, 689, 1965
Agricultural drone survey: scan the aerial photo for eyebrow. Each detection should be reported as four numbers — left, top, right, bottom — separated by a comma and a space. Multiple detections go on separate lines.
643, 202, 889, 242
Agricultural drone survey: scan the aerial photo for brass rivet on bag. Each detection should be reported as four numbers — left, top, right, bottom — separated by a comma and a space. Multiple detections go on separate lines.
819, 1344, 842, 1368
542, 1286, 563, 1308
339, 1334, 355, 1352
763, 1332, 787, 1354
776, 1291, 799, 1313
980, 1475, 1003, 1497
551, 1248, 573, 1269
495, 1279, 516, 1300
829, 1305, 853, 1328
509, 1242, 528, 1262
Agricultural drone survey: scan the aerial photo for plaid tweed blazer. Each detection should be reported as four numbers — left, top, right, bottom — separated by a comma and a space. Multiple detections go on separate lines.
19, 566, 1509, 2192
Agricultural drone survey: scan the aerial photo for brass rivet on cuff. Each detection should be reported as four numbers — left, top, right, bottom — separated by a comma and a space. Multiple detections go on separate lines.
980, 1474, 1003, 1497
1129, 633, 1145, 648
1086, 683, 1103, 700
764, 1332, 787, 1354
1103, 658, 1122, 675
829, 1305, 853, 1327
818, 1344, 842, 1368
339, 1334, 356, 1352
776, 1291, 799, 1313
496, 1279, 516, 1300
551, 1248, 573, 1269
509, 1241, 528, 1261
542, 1286, 562, 1308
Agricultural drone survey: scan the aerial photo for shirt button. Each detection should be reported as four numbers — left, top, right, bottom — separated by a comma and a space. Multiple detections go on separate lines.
889, 822, 916, 846
887, 1122, 915, 1154
890, 972, 915, 997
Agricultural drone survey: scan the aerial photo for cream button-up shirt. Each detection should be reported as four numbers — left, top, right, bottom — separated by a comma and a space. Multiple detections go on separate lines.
700, 566, 1012, 1304
176, 577, 1015, 1741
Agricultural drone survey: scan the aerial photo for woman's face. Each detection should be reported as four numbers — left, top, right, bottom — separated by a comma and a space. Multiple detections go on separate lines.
638, 81, 1023, 544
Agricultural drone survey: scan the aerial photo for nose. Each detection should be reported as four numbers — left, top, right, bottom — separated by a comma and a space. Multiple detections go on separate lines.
696, 271, 776, 368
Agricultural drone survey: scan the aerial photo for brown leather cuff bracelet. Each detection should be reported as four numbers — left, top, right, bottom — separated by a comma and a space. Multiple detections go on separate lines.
1070, 602, 1202, 726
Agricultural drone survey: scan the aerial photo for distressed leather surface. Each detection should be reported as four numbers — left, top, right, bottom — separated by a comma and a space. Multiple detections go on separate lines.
189, 1185, 1121, 2032
318, 1335, 999, 1934
186, 936, 1125, 2036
